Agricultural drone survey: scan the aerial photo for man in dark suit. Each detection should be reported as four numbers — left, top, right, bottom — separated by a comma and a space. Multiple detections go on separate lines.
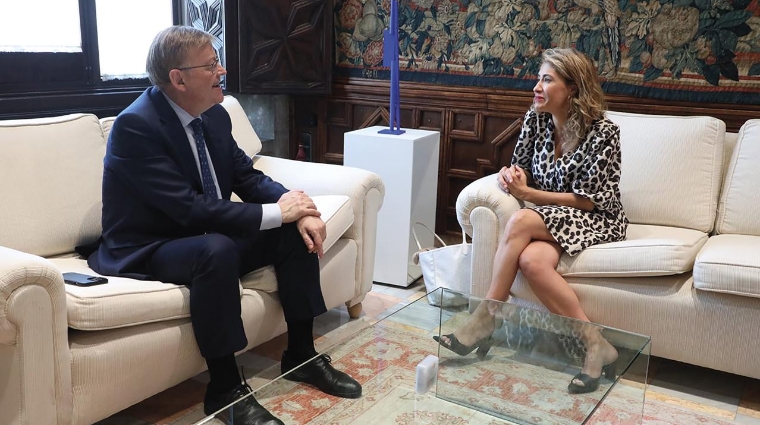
89, 26, 361, 425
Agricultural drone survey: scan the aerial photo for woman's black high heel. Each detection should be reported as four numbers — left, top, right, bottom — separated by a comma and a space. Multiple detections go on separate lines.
433, 334, 494, 360
567, 362, 617, 394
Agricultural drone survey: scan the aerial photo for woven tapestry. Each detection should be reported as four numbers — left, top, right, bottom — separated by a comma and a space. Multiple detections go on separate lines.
334, 0, 760, 104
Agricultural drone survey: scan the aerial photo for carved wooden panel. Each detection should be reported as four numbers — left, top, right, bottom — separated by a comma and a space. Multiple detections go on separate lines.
236, 0, 332, 94
294, 77, 760, 235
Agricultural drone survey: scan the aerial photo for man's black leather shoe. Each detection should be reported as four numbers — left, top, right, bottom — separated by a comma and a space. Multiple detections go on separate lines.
281, 351, 362, 398
203, 382, 284, 425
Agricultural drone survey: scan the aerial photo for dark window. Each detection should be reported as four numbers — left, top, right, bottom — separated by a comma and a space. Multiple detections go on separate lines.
0, 0, 180, 119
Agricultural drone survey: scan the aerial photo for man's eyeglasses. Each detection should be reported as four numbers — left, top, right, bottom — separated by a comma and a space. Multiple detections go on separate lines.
176, 57, 221, 74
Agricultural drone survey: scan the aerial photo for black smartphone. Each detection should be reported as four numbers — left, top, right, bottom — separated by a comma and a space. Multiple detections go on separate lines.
63, 272, 108, 286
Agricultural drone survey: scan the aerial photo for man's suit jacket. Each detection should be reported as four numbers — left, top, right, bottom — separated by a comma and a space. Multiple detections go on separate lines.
88, 86, 287, 278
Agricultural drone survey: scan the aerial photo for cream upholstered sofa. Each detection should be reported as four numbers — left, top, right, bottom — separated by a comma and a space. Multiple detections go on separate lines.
456, 112, 760, 380
0, 96, 384, 425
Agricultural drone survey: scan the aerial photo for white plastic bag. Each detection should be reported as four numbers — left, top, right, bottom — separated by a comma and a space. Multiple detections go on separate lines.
412, 223, 471, 307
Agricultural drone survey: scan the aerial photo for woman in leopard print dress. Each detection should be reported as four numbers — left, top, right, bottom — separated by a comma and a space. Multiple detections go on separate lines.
436, 48, 628, 394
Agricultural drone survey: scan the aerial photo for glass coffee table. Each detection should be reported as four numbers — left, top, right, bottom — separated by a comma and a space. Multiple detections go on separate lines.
197, 288, 651, 424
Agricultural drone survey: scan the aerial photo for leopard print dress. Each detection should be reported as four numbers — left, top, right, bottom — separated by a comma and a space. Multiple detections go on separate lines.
511, 110, 628, 256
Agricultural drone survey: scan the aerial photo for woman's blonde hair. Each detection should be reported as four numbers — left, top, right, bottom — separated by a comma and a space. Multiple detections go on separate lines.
540, 48, 607, 154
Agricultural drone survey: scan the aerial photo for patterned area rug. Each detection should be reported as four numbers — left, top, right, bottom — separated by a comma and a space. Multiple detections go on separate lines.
250, 323, 733, 425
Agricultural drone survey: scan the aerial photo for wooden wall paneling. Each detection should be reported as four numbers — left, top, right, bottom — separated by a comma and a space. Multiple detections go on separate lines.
294, 76, 759, 235
447, 175, 475, 232
442, 111, 477, 232
476, 89, 757, 134
604, 95, 756, 133
447, 110, 481, 177
483, 116, 523, 176
324, 100, 351, 126
449, 110, 481, 138
294, 83, 529, 235
354, 104, 388, 128
322, 100, 351, 164
423, 107, 448, 236
323, 136, 345, 164
418, 108, 443, 131
442, 111, 523, 235
399, 108, 415, 129
291, 95, 319, 160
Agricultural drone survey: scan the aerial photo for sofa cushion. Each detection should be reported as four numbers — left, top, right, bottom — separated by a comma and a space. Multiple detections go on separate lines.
52, 256, 193, 330
100, 116, 115, 141
241, 195, 353, 292
220, 96, 262, 157
557, 224, 708, 277
715, 120, 760, 236
56, 195, 352, 330
0, 114, 105, 257
606, 111, 724, 233
694, 234, 760, 299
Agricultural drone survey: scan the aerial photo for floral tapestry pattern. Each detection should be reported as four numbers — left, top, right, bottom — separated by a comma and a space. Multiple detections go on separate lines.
334, 0, 760, 104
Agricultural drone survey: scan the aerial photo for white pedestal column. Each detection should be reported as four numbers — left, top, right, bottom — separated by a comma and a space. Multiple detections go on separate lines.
344, 126, 440, 287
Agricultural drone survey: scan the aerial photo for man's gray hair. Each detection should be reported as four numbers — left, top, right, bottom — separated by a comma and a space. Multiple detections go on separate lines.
146, 26, 213, 87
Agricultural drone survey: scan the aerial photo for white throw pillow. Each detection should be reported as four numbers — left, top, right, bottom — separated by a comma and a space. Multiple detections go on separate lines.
715, 119, 760, 236
607, 111, 725, 233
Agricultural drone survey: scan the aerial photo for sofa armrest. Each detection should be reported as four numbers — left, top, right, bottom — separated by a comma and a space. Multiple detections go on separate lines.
252, 156, 385, 305
0, 247, 72, 425
456, 174, 525, 298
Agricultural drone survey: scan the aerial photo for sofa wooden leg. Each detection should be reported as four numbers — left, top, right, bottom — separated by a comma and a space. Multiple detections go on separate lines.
347, 302, 362, 319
